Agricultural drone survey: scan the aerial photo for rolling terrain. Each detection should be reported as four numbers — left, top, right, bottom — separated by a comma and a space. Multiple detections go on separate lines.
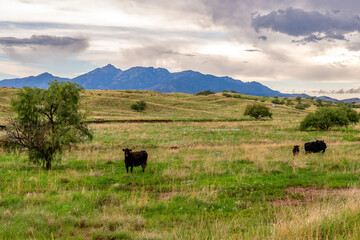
1, 88, 360, 239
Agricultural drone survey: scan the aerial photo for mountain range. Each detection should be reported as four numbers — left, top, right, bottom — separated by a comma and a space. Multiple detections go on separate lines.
0, 64, 359, 103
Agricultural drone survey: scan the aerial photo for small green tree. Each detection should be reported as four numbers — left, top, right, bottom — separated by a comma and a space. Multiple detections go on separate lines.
195, 90, 215, 96
1, 80, 93, 170
244, 104, 272, 119
300, 106, 358, 131
131, 100, 147, 112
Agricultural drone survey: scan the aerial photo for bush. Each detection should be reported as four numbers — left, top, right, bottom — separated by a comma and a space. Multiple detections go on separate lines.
271, 99, 280, 104
300, 106, 359, 131
286, 100, 294, 106
295, 103, 310, 110
244, 104, 272, 119
131, 100, 147, 112
196, 90, 215, 96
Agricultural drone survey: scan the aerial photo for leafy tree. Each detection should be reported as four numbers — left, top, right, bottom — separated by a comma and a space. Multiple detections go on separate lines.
340, 106, 360, 124
315, 99, 323, 106
300, 106, 359, 131
195, 90, 215, 96
295, 103, 310, 110
271, 98, 280, 104
1, 80, 92, 170
295, 96, 302, 102
131, 100, 147, 112
244, 104, 272, 119
286, 99, 294, 106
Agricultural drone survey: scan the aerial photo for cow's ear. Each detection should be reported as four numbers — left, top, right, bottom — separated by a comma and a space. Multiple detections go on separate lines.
122, 149, 125, 151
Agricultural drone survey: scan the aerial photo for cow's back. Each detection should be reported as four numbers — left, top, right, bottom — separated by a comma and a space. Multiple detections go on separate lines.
132, 151, 148, 165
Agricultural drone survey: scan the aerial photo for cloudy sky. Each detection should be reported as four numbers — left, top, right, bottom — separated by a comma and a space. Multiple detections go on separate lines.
1, 0, 360, 99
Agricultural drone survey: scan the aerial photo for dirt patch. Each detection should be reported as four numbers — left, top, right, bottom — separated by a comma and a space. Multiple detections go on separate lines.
272, 187, 360, 206
156, 191, 186, 201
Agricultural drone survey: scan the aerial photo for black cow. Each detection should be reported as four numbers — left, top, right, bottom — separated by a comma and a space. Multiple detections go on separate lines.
122, 148, 148, 173
293, 145, 300, 156
304, 140, 326, 154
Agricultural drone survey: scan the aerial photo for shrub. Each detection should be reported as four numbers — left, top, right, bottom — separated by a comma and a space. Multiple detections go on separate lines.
230, 90, 237, 93
295, 103, 310, 110
271, 99, 280, 104
244, 104, 272, 119
300, 106, 359, 131
196, 90, 215, 96
131, 100, 147, 112
286, 100, 294, 106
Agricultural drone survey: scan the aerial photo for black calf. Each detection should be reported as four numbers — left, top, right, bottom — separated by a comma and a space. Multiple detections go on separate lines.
122, 148, 148, 173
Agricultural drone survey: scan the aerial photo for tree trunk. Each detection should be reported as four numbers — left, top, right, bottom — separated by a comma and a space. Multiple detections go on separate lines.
46, 161, 51, 170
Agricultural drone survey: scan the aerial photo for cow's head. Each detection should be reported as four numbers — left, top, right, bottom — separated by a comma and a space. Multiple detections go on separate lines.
293, 145, 299, 149
122, 148, 132, 157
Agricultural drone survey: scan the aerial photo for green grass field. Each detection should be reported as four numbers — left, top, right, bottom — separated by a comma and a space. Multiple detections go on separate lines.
1, 88, 360, 239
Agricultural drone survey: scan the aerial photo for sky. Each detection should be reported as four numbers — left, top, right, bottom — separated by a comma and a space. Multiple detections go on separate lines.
1, 0, 360, 99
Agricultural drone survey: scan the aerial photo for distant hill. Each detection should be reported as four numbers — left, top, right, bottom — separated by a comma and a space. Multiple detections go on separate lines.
71, 64, 289, 97
341, 98, 360, 103
0, 64, 350, 102
0, 73, 69, 88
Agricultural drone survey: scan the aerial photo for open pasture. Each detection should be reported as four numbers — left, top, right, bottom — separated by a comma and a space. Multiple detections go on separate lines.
1, 89, 360, 239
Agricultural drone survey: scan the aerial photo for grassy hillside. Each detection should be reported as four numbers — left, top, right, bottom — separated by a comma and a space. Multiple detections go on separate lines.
1, 88, 360, 239
0, 88, 319, 125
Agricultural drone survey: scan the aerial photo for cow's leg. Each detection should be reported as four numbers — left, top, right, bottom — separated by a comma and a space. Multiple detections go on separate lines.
131, 165, 133, 172
126, 166, 129, 173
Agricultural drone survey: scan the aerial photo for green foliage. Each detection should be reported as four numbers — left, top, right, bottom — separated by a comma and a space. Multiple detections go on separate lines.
315, 99, 323, 106
271, 98, 280, 104
286, 99, 294, 106
130, 100, 147, 112
295, 103, 310, 110
295, 96, 302, 101
230, 90, 237, 93
222, 93, 231, 97
244, 104, 272, 119
195, 90, 215, 96
300, 106, 359, 131
2, 80, 92, 170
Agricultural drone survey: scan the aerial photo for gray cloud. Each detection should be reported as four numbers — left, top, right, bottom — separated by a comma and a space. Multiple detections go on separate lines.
319, 87, 360, 94
292, 33, 347, 44
0, 35, 88, 49
245, 49, 261, 52
252, 8, 360, 42
0, 35, 89, 63
258, 35, 267, 41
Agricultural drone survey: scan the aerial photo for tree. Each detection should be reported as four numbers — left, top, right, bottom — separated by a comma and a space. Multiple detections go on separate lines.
131, 100, 147, 112
196, 90, 215, 96
300, 106, 359, 131
1, 80, 92, 170
244, 104, 272, 119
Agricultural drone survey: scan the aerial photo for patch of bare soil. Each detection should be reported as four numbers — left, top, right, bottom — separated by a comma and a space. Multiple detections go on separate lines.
272, 187, 360, 206
156, 191, 186, 201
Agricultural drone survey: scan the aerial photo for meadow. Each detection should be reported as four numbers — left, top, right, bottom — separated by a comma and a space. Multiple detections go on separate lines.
1, 88, 360, 239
